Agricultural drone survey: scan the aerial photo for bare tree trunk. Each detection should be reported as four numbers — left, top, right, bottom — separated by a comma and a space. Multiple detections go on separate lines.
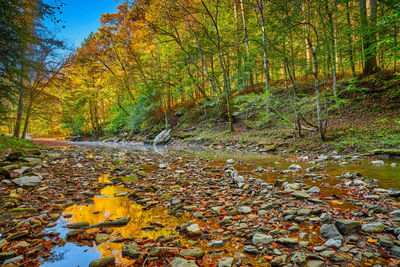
257, 0, 269, 109
21, 98, 33, 139
325, 0, 337, 97
13, 83, 24, 138
394, 20, 398, 72
360, 0, 378, 74
346, 0, 356, 76
240, 0, 254, 87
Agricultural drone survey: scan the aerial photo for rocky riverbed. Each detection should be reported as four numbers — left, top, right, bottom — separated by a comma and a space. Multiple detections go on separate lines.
1, 145, 400, 266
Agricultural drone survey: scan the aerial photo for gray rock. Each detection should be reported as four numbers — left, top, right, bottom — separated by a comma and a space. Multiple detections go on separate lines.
122, 242, 140, 258
291, 252, 307, 263
391, 245, 400, 257
276, 238, 299, 245
153, 129, 171, 145
186, 224, 202, 235
171, 257, 198, 267
371, 160, 384, 166
12, 175, 41, 187
288, 164, 302, 171
89, 256, 115, 267
362, 223, 387, 233
90, 217, 130, 228
306, 260, 326, 267
325, 238, 342, 248
252, 233, 273, 245
320, 224, 343, 241
308, 186, 320, 194
243, 245, 259, 254
218, 257, 234, 267
227, 159, 235, 164
335, 219, 361, 234
293, 191, 311, 199
238, 206, 252, 214
64, 222, 89, 229
208, 240, 224, 248
180, 248, 204, 258
3, 255, 24, 265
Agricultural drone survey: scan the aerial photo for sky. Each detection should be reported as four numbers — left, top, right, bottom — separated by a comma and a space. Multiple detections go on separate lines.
50, 0, 120, 48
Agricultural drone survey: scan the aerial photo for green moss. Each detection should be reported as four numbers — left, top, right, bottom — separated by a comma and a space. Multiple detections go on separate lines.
0, 135, 36, 151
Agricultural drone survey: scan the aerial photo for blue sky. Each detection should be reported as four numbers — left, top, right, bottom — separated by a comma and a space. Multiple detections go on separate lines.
49, 0, 120, 48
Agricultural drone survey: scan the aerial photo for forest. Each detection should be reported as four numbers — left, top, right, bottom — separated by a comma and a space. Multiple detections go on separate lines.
1, 0, 400, 150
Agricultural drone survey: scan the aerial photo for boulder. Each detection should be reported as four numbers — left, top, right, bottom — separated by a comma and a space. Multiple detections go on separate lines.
171, 257, 198, 267
252, 233, 273, 245
153, 129, 171, 145
12, 175, 41, 187
122, 242, 140, 258
89, 256, 115, 267
6, 151, 23, 161
218, 257, 234, 267
362, 223, 387, 233
179, 248, 204, 258
0, 167, 11, 179
335, 219, 361, 234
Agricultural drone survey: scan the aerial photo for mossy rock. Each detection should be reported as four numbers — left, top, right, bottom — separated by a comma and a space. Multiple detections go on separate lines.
0, 167, 11, 179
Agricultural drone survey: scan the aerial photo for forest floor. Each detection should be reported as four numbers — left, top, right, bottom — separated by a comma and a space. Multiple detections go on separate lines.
1, 142, 400, 266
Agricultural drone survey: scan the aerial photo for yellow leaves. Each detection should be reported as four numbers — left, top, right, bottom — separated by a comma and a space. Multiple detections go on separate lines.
330, 200, 344, 205
367, 238, 378, 243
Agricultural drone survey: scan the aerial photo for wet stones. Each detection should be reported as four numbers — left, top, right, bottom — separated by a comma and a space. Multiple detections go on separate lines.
276, 238, 299, 245
243, 245, 259, 254
171, 257, 198, 267
95, 234, 110, 244
361, 223, 387, 233
238, 206, 252, 214
12, 176, 42, 187
218, 257, 234, 267
320, 224, 343, 241
66, 229, 85, 239
186, 224, 202, 236
6, 231, 29, 241
335, 219, 361, 234
122, 242, 140, 258
179, 247, 204, 258
90, 217, 130, 228
293, 191, 311, 199
64, 222, 89, 229
252, 233, 273, 245
89, 256, 115, 267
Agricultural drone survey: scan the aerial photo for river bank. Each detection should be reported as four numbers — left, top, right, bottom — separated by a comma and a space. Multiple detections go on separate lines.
1, 143, 400, 266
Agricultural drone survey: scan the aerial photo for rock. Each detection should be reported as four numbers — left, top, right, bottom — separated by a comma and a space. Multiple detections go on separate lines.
6, 231, 28, 241
335, 219, 361, 234
0, 167, 11, 179
288, 164, 302, 171
325, 238, 342, 248
392, 163, 397, 167
3, 255, 24, 265
12, 175, 42, 187
391, 245, 400, 257
306, 260, 326, 267
186, 224, 202, 236
122, 242, 140, 258
171, 257, 198, 267
320, 224, 343, 241
220, 216, 232, 225
0, 251, 16, 260
227, 159, 235, 164
208, 240, 224, 248
95, 234, 110, 244
89, 256, 115, 267
293, 191, 311, 199
252, 233, 273, 245
276, 238, 299, 245
238, 206, 251, 214
243, 245, 259, 254
218, 257, 234, 267
362, 223, 387, 233
66, 229, 85, 239
371, 160, 384, 166
180, 248, 204, 258
153, 129, 171, 145
90, 217, 130, 228
0, 239, 8, 250
291, 252, 307, 263
6, 151, 23, 161
308, 186, 320, 194
64, 222, 89, 229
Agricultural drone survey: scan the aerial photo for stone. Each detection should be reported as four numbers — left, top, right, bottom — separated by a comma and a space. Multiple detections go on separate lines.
6, 151, 23, 161
3, 255, 24, 265
243, 245, 259, 254
66, 229, 85, 239
371, 160, 384, 166
293, 191, 311, 199
153, 129, 171, 145
64, 222, 89, 229
362, 223, 387, 233
208, 240, 224, 248
308, 186, 320, 193
6, 231, 28, 241
288, 164, 302, 171
238, 206, 252, 214
335, 219, 361, 234
227, 159, 235, 164
291, 252, 307, 263
89, 256, 115, 267
95, 234, 110, 244
320, 224, 343, 241
186, 224, 202, 236
122, 242, 140, 258
325, 238, 342, 248
0, 239, 8, 250
90, 217, 130, 228
391, 245, 400, 257
218, 257, 234, 267
12, 176, 41, 187
171, 257, 198, 267
0, 167, 11, 179
0, 251, 16, 260
276, 238, 299, 245
306, 260, 326, 267
180, 248, 204, 258
252, 233, 273, 245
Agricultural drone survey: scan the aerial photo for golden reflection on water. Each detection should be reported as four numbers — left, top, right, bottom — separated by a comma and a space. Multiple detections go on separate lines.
63, 185, 191, 265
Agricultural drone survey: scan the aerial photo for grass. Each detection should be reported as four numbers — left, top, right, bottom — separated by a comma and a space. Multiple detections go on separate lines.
0, 135, 36, 151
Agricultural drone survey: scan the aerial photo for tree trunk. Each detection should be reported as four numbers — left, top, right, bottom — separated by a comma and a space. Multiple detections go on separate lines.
325, 0, 337, 97
258, 0, 269, 107
346, 0, 356, 76
13, 84, 24, 138
360, 0, 378, 74
240, 0, 254, 87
